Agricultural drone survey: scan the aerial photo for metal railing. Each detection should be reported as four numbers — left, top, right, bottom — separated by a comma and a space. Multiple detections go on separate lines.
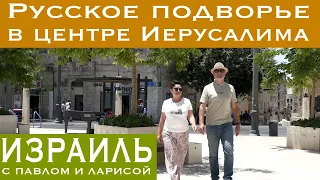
32, 111, 42, 128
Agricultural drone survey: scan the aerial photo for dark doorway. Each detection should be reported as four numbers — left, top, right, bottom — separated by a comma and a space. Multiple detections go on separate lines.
75, 95, 83, 111
122, 95, 130, 115
30, 96, 40, 119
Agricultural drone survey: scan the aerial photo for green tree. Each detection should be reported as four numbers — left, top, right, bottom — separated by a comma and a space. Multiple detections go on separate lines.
254, 48, 320, 118
49, 48, 201, 114
168, 48, 259, 96
0, 48, 44, 88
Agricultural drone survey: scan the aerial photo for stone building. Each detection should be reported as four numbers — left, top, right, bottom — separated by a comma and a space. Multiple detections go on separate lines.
0, 50, 201, 122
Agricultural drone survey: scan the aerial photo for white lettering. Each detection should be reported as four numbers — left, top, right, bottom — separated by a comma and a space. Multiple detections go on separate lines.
216, 6, 232, 18
66, 6, 81, 18
85, 6, 101, 18
153, 6, 169, 18
208, 29, 222, 41
75, 168, 83, 175
48, 138, 65, 162
8, 29, 22, 41
35, 29, 51, 43
87, 28, 99, 41
236, 6, 254, 18
164, 29, 176, 41
124, 6, 138, 18
257, 6, 272, 18
67, 138, 85, 162
193, 6, 214, 21
179, 29, 192, 41
53, 29, 66, 41
69, 29, 84, 41
276, 29, 291, 41
173, 6, 191, 19
118, 29, 130, 41
141, 27, 309, 42
46, 6, 63, 18
89, 138, 108, 162
2, 168, 10, 175
29, 6, 46, 19
257, 29, 271, 41
142, 166, 151, 175
102, 6, 120, 18
134, 138, 152, 162
276, 6, 291, 18
142, 26, 159, 41
295, 6, 309, 18
2, 138, 21, 162
9, 3, 27, 18
295, 29, 308, 41
25, 138, 43, 163
112, 138, 130, 162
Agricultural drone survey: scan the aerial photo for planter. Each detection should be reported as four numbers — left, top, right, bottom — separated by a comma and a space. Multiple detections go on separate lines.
94, 124, 158, 134
287, 126, 320, 151
0, 115, 18, 134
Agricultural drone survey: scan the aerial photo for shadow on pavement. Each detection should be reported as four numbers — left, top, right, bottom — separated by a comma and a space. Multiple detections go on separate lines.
157, 157, 275, 176
271, 145, 320, 154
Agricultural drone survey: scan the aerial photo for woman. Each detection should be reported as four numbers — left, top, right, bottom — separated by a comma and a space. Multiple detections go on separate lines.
157, 80, 197, 180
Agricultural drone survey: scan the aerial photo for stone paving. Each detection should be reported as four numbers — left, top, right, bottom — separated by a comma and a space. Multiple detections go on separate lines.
27, 124, 320, 180
157, 134, 320, 180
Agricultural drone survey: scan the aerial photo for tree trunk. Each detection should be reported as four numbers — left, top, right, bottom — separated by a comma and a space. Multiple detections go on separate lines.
310, 79, 316, 118
130, 62, 138, 115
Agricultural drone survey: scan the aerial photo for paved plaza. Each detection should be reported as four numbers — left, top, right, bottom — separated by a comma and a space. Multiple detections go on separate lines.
28, 122, 320, 180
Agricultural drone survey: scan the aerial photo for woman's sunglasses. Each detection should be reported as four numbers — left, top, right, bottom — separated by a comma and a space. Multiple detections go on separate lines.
173, 88, 182, 92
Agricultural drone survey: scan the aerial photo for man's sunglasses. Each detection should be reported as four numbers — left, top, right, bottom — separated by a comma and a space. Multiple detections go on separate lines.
173, 88, 182, 92
214, 69, 225, 73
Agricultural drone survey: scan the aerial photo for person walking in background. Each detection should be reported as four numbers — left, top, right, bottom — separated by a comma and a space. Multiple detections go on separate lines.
198, 62, 241, 180
137, 99, 145, 115
65, 100, 72, 122
157, 80, 197, 180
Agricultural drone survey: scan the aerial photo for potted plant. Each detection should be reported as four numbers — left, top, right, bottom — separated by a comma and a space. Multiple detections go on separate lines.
94, 114, 158, 134
287, 118, 320, 151
0, 107, 18, 134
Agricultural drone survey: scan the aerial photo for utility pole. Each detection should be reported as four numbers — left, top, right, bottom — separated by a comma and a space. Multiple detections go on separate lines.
250, 48, 260, 136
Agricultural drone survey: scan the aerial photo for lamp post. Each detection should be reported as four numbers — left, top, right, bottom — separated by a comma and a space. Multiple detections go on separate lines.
250, 48, 260, 136
55, 62, 62, 123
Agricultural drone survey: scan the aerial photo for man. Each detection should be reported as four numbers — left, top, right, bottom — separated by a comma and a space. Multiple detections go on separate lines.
198, 62, 241, 180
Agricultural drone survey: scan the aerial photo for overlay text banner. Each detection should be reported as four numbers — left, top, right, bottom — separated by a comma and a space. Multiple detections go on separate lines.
0, 0, 319, 47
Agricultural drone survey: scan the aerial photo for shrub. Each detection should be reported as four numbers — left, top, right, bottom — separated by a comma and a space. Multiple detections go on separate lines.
0, 108, 11, 115
101, 114, 154, 128
291, 118, 320, 129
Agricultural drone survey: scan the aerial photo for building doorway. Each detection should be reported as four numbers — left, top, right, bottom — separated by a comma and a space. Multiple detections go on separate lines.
122, 95, 130, 115
30, 95, 40, 118
75, 95, 83, 111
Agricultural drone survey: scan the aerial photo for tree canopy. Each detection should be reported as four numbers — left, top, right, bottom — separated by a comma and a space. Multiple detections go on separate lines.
254, 48, 320, 118
0, 48, 44, 88
253, 48, 320, 94
49, 48, 201, 114
167, 48, 260, 96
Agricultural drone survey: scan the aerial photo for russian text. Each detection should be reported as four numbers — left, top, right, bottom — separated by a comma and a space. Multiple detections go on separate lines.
9, 3, 139, 19
153, 5, 309, 20
142, 27, 309, 42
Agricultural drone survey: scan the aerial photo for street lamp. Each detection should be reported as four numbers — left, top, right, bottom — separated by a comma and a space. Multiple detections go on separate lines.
250, 48, 260, 136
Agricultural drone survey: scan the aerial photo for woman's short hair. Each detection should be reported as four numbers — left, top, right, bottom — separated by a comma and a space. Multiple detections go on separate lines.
170, 80, 183, 89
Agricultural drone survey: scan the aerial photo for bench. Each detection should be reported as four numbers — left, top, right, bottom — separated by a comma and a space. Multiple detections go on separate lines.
62, 110, 99, 134
157, 142, 202, 166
